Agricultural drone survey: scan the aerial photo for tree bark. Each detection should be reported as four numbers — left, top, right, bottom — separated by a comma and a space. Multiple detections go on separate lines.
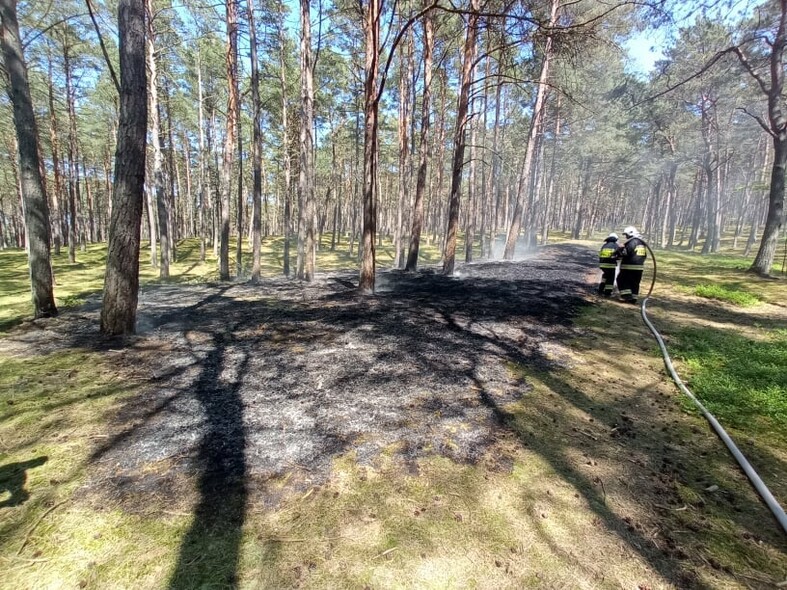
297, 0, 316, 281
405, 2, 433, 271
359, 0, 382, 291
63, 38, 81, 263
394, 13, 411, 269
100, 0, 147, 335
46, 47, 64, 255
248, 0, 262, 282
145, 0, 169, 278
739, 0, 787, 275
504, 0, 559, 260
1, 0, 58, 318
197, 50, 207, 262
219, 0, 239, 281
278, 2, 292, 277
442, 0, 479, 276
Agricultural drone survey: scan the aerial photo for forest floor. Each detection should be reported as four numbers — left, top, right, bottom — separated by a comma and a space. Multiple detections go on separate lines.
1, 242, 785, 589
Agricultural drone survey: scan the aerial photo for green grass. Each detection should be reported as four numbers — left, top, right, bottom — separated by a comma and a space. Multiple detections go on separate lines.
671, 327, 787, 436
690, 284, 761, 306
632, 247, 786, 306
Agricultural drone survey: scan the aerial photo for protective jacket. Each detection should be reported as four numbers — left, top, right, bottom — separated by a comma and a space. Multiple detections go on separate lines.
618, 236, 646, 270
598, 239, 619, 269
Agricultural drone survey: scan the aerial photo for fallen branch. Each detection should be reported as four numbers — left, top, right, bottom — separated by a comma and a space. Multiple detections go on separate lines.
16, 499, 70, 556
373, 547, 398, 559
262, 535, 346, 543
0, 555, 50, 563
653, 504, 688, 511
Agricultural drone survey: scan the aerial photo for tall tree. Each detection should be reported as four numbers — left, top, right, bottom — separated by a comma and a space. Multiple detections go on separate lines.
145, 0, 169, 278
248, 0, 262, 282
1, 0, 58, 318
736, 0, 787, 276
100, 0, 147, 335
297, 0, 315, 281
277, 1, 292, 277
503, 0, 559, 260
359, 0, 381, 291
405, 0, 434, 271
442, 0, 480, 275
219, 0, 239, 281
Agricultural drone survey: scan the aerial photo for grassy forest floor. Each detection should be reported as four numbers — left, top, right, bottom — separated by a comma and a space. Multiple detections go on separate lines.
0, 235, 785, 589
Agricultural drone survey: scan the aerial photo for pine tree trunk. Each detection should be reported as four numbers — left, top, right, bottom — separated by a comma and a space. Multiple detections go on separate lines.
248, 0, 263, 282
146, 0, 169, 278
82, 159, 96, 243
46, 50, 64, 255
747, 0, 787, 275
442, 0, 479, 275
63, 41, 80, 263
235, 69, 243, 278
219, 0, 239, 281
297, 0, 315, 281
100, 0, 147, 335
504, 0, 558, 260
359, 0, 381, 291
405, 2, 433, 271
752, 137, 786, 274
394, 17, 410, 269
197, 51, 207, 262
464, 116, 477, 263
1, 0, 58, 318
165, 79, 178, 262
278, 3, 292, 277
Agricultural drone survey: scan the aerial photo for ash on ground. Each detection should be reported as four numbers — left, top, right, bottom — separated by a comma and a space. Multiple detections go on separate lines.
8, 244, 600, 508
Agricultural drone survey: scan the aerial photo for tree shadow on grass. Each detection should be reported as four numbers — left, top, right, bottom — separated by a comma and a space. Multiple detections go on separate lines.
48, 244, 784, 587
167, 328, 249, 589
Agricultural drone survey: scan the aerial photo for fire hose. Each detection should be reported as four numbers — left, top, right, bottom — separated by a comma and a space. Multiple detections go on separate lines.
637, 240, 787, 535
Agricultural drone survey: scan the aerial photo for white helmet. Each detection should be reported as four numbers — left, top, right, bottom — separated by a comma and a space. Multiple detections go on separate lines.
607, 232, 618, 240
623, 226, 638, 238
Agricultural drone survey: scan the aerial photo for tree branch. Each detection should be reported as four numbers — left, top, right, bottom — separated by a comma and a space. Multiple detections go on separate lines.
85, 0, 120, 94
630, 46, 738, 109
737, 107, 776, 137
733, 46, 769, 95
375, 0, 440, 106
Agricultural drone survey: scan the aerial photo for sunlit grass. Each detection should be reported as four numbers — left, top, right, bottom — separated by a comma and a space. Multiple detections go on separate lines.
688, 284, 761, 307
670, 328, 787, 435
0, 350, 149, 588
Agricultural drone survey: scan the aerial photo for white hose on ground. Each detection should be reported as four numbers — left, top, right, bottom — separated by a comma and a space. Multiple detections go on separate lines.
638, 288, 787, 536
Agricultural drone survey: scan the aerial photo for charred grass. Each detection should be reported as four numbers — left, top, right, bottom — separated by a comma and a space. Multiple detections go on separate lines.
1, 240, 786, 589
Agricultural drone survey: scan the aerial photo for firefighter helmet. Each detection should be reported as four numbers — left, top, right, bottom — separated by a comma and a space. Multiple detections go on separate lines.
607, 232, 618, 241
623, 226, 638, 238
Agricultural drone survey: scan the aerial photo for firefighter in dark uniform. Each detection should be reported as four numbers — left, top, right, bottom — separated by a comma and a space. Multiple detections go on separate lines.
598, 233, 619, 297
617, 226, 647, 303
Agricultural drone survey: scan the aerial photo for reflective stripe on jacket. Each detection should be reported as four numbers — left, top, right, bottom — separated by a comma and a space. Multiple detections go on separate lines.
618, 237, 646, 269
599, 240, 618, 269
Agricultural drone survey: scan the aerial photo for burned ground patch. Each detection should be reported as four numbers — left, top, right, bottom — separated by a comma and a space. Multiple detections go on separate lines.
67, 244, 597, 509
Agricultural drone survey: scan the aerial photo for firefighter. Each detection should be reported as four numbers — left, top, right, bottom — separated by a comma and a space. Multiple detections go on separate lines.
617, 226, 647, 303
598, 233, 619, 297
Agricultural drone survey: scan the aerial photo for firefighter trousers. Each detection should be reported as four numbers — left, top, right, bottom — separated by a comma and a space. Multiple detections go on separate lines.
617, 268, 643, 301
598, 268, 616, 296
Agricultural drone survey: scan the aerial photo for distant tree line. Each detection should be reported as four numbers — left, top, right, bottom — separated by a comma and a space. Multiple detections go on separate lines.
0, 0, 784, 331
